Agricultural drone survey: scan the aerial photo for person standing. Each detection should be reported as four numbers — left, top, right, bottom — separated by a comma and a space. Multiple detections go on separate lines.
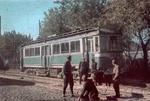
62, 55, 74, 97
91, 58, 98, 85
79, 57, 89, 84
112, 58, 120, 98
91, 58, 97, 72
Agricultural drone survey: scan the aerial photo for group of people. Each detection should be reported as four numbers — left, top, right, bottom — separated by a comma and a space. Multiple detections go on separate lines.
62, 55, 120, 101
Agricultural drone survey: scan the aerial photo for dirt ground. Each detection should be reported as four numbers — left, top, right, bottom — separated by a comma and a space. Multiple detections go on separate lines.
0, 73, 150, 101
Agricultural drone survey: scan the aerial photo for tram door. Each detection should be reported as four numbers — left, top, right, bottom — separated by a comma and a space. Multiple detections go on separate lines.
82, 37, 94, 68
41, 45, 48, 69
47, 45, 51, 68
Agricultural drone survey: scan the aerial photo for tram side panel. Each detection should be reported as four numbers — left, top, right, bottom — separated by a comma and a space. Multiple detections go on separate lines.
21, 30, 99, 76
48, 54, 83, 75
46, 39, 83, 76
23, 56, 42, 68
22, 46, 43, 69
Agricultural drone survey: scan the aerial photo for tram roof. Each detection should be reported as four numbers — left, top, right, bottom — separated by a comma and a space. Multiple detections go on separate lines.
22, 27, 121, 46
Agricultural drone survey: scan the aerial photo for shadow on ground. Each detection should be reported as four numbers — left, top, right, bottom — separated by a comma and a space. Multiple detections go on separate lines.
120, 92, 144, 99
0, 77, 35, 86
33, 92, 144, 101
105, 92, 143, 101
34, 96, 78, 101
120, 78, 147, 88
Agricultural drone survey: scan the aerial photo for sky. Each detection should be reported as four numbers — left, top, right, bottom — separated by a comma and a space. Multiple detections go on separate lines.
0, 0, 58, 39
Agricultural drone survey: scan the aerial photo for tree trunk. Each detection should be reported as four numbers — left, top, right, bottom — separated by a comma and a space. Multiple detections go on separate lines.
142, 45, 148, 69
141, 44, 149, 78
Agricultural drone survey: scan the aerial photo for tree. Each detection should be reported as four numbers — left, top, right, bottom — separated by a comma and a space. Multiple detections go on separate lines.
41, 0, 106, 38
0, 30, 32, 68
41, 8, 71, 37
100, 0, 150, 71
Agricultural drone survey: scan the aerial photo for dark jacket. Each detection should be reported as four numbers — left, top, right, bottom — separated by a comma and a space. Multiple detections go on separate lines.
63, 60, 72, 76
80, 79, 99, 99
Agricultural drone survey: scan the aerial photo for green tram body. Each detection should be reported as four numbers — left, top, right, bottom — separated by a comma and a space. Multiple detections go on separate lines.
21, 28, 122, 75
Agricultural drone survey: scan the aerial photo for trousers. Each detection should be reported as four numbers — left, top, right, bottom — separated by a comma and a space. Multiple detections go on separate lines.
63, 75, 74, 95
113, 79, 120, 97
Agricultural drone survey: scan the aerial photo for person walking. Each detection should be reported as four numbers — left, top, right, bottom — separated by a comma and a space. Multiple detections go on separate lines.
79, 57, 89, 84
112, 58, 120, 98
62, 55, 74, 97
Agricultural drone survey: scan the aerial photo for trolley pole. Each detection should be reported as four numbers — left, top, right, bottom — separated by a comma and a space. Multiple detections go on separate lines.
39, 20, 47, 70
85, 29, 89, 70
19, 46, 24, 72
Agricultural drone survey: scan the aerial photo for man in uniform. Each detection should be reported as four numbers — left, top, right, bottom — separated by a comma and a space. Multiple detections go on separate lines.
62, 55, 74, 97
79, 57, 89, 84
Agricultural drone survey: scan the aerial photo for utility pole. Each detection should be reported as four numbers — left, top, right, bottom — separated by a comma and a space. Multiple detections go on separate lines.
39, 20, 41, 35
0, 16, 1, 35
39, 20, 47, 70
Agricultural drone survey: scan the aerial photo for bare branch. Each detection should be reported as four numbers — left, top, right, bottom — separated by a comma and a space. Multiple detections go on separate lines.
138, 33, 144, 45
145, 38, 150, 46
134, 33, 138, 37
142, 34, 148, 40
133, 45, 140, 60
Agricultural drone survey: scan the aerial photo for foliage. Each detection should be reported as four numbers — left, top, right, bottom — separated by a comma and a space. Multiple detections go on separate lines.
100, 0, 150, 69
0, 30, 32, 67
100, 0, 150, 34
41, 0, 106, 37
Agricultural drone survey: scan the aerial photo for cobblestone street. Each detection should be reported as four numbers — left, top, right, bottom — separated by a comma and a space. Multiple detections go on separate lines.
0, 74, 150, 101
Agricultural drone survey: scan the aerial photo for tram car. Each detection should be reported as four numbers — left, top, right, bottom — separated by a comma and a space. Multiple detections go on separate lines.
20, 27, 123, 77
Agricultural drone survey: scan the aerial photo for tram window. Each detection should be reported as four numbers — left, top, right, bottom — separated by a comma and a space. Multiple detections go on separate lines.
45, 46, 48, 55
53, 44, 60, 54
41, 46, 45, 56
83, 38, 86, 52
95, 37, 99, 52
41, 46, 48, 56
110, 36, 117, 51
30, 48, 34, 56
48, 45, 51, 55
71, 41, 80, 52
87, 38, 93, 52
25, 49, 30, 56
35, 47, 40, 56
87, 41, 90, 52
101, 36, 108, 51
61, 43, 69, 53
